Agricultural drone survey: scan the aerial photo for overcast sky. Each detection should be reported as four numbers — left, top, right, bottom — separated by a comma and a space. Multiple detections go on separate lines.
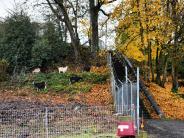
0, 0, 44, 21
0, 0, 14, 18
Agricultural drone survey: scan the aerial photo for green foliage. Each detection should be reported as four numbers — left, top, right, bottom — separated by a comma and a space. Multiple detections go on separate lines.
43, 21, 70, 63
26, 72, 108, 94
178, 60, 184, 79
81, 72, 109, 84
0, 12, 36, 73
31, 38, 52, 67
31, 21, 71, 68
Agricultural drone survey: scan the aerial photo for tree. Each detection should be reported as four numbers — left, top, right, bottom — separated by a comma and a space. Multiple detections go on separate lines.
31, 20, 70, 68
45, 0, 87, 63
114, 0, 172, 78
89, 0, 115, 57
0, 11, 36, 74
167, 0, 184, 92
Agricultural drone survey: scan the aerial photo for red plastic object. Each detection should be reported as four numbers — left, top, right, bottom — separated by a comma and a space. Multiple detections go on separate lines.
117, 121, 135, 137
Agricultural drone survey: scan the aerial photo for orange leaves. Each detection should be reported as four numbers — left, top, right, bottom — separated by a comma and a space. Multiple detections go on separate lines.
90, 66, 109, 74
149, 82, 184, 120
81, 83, 113, 105
0, 83, 113, 107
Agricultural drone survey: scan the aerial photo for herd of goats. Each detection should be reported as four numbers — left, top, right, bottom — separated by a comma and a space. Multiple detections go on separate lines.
32, 65, 91, 91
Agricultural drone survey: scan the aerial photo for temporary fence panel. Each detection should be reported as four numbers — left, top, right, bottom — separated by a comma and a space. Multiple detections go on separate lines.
108, 53, 140, 135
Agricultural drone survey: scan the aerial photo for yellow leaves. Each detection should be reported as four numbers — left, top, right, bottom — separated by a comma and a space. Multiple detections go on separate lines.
90, 66, 109, 74
118, 40, 145, 62
114, 0, 178, 62
79, 19, 89, 26
79, 19, 91, 36
111, 4, 123, 19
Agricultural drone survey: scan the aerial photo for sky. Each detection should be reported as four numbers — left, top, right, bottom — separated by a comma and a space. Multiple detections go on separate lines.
0, 0, 44, 21
0, 0, 15, 19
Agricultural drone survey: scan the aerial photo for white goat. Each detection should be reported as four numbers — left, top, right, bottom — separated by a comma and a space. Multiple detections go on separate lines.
58, 66, 68, 73
32, 68, 40, 74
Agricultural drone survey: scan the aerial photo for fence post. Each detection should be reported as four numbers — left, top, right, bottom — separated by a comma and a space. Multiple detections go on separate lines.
121, 85, 124, 114
45, 107, 49, 138
125, 66, 128, 83
137, 67, 140, 135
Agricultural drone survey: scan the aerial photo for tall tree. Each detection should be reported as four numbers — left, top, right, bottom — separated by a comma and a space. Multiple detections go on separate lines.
89, 0, 115, 57
113, 0, 174, 83
45, 0, 88, 63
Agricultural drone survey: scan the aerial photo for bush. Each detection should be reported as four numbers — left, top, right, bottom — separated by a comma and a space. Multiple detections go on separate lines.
81, 72, 109, 84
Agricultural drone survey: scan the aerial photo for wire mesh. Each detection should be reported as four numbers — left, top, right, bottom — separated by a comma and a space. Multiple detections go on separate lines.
0, 106, 130, 138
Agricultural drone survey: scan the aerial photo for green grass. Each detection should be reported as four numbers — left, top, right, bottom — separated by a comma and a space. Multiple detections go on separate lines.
138, 130, 148, 138
24, 72, 109, 94
57, 133, 116, 138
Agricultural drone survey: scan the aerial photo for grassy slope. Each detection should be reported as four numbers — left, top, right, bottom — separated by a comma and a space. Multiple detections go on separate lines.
0, 66, 113, 106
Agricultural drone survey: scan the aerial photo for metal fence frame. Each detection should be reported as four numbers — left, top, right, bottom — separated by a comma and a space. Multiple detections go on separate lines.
108, 53, 140, 134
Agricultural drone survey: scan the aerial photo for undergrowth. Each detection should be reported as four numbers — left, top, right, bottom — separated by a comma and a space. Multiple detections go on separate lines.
24, 72, 109, 94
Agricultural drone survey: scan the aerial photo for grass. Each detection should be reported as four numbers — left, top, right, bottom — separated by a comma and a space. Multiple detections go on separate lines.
138, 130, 148, 138
57, 131, 148, 138
57, 133, 116, 138
22, 72, 109, 94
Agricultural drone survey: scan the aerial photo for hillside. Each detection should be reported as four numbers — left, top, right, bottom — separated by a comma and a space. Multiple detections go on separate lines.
147, 82, 184, 120
0, 66, 113, 110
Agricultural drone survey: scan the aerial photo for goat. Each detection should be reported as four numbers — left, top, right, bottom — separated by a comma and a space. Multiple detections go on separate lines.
83, 65, 91, 72
32, 68, 40, 74
58, 66, 68, 73
33, 81, 47, 91
69, 76, 82, 84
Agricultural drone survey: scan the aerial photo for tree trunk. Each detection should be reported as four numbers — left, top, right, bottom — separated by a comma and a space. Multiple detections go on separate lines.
89, 0, 99, 58
47, 0, 81, 63
151, 52, 154, 82
170, 0, 179, 92
160, 55, 168, 87
156, 48, 161, 85
71, 38, 81, 63
136, 0, 147, 81
147, 42, 152, 82
171, 60, 178, 92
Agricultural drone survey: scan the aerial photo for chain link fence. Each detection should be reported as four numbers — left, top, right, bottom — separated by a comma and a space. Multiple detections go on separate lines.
0, 106, 127, 138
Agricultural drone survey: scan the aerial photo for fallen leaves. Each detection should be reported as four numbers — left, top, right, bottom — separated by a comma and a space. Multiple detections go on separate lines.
149, 82, 184, 120
0, 83, 113, 108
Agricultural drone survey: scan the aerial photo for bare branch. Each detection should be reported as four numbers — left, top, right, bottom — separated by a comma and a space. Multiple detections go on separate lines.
99, 9, 110, 17
46, 0, 64, 21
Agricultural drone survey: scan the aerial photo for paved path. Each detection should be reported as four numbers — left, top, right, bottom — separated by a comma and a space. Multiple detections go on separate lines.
145, 119, 184, 138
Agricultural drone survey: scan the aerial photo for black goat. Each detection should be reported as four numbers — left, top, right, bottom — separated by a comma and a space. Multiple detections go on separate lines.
69, 76, 82, 84
83, 65, 91, 72
33, 81, 47, 91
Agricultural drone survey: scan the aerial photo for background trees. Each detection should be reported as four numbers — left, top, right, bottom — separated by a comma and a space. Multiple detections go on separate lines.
0, 11, 70, 74
0, 11, 36, 74
114, 0, 184, 92
0, 0, 183, 92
